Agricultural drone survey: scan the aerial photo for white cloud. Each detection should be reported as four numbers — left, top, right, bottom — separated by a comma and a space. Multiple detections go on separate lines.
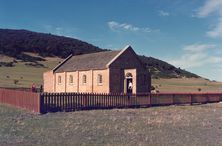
183, 43, 216, 52
43, 25, 78, 38
107, 21, 158, 33
158, 10, 170, 16
169, 53, 207, 68
196, 0, 222, 38
206, 18, 222, 38
207, 56, 222, 63
196, 0, 222, 18
54, 27, 63, 35
44, 25, 65, 36
108, 21, 139, 32
168, 43, 222, 69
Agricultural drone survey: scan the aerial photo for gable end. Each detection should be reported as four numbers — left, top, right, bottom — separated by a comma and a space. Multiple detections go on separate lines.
52, 54, 73, 72
106, 45, 146, 70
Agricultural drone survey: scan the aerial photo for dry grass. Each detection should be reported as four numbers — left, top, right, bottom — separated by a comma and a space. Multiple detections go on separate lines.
0, 55, 14, 62
0, 55, 62, 88
152, 78, 222, 93
1, 103, 222, 145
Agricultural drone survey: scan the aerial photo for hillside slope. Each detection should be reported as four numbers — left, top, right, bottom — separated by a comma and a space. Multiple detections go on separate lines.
0, 28, 199, 79
140, 56, 199, 78
0, 29, 103, 60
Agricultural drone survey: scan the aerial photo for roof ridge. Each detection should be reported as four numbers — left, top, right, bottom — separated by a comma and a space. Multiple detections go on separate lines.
73, 50, 121, 57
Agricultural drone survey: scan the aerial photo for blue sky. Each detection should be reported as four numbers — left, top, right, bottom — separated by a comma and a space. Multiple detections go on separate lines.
1, 0, 222, 81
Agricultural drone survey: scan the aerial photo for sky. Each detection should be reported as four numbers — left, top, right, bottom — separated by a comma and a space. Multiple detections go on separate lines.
1, 0, 222, 81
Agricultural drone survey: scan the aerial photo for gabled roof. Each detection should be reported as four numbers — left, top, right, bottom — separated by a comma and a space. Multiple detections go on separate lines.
53, 45, 143, 73
54, 49, 122, 73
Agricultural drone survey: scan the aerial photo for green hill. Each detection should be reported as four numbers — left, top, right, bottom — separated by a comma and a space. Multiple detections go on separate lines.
140, 56, 199, 78
0, 28, 199, 81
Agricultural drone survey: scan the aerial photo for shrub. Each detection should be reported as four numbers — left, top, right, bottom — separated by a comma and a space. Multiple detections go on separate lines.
25, 63, 46, 68
13, 79, 19, 85
0, 62, 14, 67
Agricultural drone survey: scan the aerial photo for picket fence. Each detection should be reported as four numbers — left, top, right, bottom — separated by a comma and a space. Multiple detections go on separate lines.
1, 88, 222, 113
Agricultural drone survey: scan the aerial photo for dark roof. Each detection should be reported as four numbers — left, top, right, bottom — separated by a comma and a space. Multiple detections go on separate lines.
54, 50, 121, 73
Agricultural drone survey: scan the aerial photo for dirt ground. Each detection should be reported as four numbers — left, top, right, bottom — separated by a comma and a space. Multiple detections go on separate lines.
1, 103, 222, 145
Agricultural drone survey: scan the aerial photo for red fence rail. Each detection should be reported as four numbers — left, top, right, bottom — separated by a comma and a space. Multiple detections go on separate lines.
40, 92, 222, 113
151, 93, 222, 106
40, 93, 150, 113
0, 88, 41, 113
1, 88, 222, 114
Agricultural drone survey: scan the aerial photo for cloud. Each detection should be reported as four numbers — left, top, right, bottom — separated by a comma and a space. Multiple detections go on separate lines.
182, 43, 216, 52
107, 21, 158, 33
168, 43, 222, 69
43, 25, 78, 38
196, 0, 222, 18
108, 21, 139, 31
44, 25, 62, 35
158, 10, 170, 16
196, 0, 222, 38
206, 18, 222, 38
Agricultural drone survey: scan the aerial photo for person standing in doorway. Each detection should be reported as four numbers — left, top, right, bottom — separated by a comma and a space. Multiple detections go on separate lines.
128, 81, 133, 90
128, 81, 133, 99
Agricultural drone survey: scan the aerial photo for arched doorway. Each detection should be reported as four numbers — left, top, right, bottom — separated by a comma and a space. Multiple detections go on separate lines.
124, 73, 133, 94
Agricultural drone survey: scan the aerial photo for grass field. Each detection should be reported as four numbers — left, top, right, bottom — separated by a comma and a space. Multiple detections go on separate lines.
1, 103, 222, 145
0, 55, 61, 88
152, 78, 222, 93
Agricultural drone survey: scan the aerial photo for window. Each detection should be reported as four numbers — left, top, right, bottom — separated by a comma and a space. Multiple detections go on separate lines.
69, 75, 73, 84
82, 75, 87, 84
97, 74, 103, 85
58, 76, 62, 84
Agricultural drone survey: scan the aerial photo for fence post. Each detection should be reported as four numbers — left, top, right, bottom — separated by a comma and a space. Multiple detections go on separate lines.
172, 94, 175, 105
148, 93, 152, 107
206, 94, 209, 103
190, 94, 192, 105
150, 93, 152, 106
39, 93, 45, 114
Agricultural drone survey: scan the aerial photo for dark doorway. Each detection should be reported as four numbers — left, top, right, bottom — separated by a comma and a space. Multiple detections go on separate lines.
124, 72, 133, 94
